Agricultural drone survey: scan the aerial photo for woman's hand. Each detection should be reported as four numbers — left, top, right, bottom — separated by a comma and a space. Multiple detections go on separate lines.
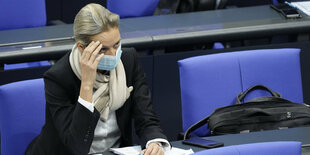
79, 41, 104, 103
140, 143, 164, 155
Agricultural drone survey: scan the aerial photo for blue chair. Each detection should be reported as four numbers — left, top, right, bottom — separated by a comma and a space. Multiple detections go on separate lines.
0, 0, 49, 69
178, 48, 303, 136
107, 0, 160, 18
193, 141, 301, 155
0, 78, 45, 155
0, 0, 46, 30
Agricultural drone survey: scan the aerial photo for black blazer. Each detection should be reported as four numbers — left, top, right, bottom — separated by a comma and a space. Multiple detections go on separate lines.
26, 48, 167, 155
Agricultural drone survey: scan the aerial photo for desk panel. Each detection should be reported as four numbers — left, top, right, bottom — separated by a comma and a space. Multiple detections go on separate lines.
172, 126, 310, 154
1, 5, 310, 64
97, 127, 310, 154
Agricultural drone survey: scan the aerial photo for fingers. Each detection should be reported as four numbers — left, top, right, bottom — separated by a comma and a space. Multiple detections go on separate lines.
144, 148, 161, 155
143, 143, 163, 155
140, 149, 146, 155
89, 43, 103, 64
81, 41, 102, 63
84, 40, 95, 51
94, 53, 104, 66
81, 41, 95, 60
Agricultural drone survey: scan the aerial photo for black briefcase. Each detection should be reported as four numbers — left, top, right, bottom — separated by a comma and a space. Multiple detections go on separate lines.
184, 85, 310, 139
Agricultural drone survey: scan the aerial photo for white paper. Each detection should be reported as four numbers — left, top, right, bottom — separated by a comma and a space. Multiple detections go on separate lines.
110, 146, 194, 155
166, 147, 194, 155
292, 1, 310, 16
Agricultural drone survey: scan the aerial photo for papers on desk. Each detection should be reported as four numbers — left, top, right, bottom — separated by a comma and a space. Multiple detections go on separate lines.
291, 1, 310, 16
110, 146, 194, 155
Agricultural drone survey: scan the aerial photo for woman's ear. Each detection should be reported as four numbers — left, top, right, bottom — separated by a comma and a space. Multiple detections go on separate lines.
76, 42, 85, 53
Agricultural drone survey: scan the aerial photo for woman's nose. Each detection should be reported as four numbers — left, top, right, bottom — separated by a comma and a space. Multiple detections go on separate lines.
105, 48, 116, 56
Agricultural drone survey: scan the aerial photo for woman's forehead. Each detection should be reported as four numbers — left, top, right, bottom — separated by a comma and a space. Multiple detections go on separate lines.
91, 28, 121, 47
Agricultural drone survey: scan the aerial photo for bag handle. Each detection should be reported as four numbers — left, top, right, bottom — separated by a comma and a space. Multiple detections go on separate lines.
183, 115, 210, 140
245, 96, 293, 103
236, 85, 282, 104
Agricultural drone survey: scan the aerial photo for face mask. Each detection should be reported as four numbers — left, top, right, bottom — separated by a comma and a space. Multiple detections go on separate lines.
97, 44, 122, 71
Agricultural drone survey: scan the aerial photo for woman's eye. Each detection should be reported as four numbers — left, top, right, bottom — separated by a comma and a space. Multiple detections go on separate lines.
100, 49, 106, 53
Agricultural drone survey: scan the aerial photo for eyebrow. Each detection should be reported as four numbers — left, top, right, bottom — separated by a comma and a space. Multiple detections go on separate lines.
101, 39, 121, 48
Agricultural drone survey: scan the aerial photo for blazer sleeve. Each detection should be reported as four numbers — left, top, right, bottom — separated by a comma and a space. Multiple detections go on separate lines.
129, 50, 168, 148
44, 70, 100, 155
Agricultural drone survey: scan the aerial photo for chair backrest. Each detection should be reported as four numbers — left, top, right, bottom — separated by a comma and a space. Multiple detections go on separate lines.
178, 48, 303, 136
193, 141, 301, 155
0, 78, 45, 155
0, 0, 46, 30
107, 0, 159, 18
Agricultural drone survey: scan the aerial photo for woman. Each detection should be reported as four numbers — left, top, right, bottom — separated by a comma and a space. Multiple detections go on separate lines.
26, 3, 170, 155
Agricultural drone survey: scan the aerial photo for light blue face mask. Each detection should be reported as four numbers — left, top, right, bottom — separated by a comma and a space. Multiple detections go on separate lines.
97, 44, 122, 71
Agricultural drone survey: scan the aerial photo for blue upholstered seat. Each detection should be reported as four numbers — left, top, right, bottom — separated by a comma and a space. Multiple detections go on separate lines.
0, 0, 49, 69
0, 78, 45, 155
0, 0, 46, 30
178, 48, 303, 136
107, 0, 160, 18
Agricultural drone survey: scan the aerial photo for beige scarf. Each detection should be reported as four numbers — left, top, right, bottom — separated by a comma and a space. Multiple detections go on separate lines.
69, 44, 133, 121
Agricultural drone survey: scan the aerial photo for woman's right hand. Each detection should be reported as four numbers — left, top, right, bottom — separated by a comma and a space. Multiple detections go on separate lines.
79, 41, 104, 103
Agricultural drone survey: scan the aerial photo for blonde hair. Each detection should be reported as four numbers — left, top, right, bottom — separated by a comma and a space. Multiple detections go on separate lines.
73, 3, 120, 45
